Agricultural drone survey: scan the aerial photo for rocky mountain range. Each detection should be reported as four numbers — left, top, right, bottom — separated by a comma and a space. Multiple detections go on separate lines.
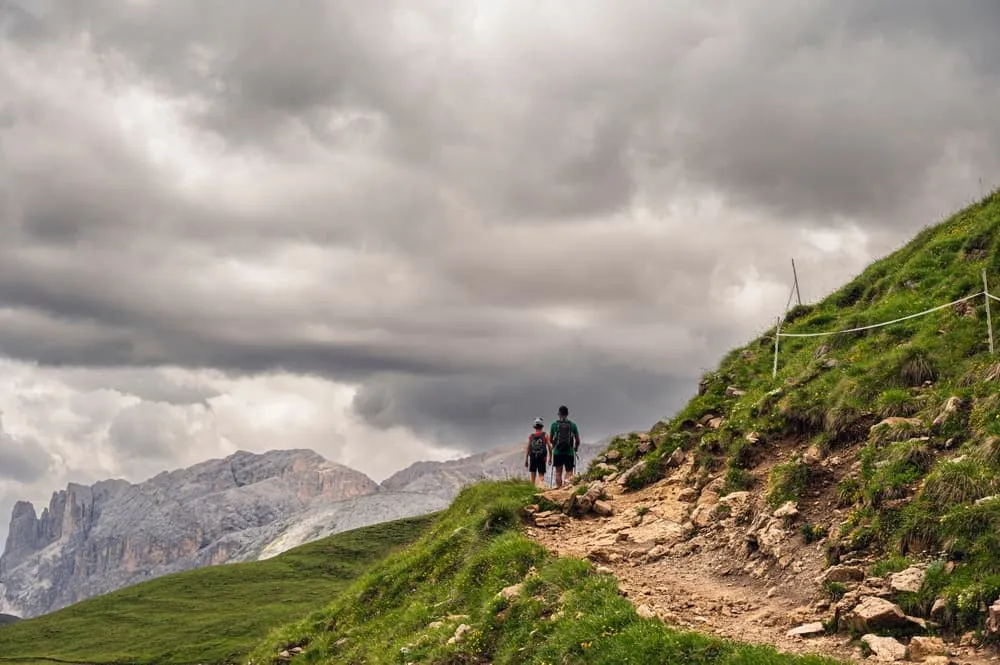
0, 441, 601, 618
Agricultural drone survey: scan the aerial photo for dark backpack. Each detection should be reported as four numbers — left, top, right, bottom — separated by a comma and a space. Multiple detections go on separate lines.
553, 419, 574, 452
529, 432, 547, 456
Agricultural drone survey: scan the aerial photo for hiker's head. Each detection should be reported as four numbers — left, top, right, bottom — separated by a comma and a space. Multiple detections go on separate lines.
558, 405, 569, 418
533, 417, 544, 430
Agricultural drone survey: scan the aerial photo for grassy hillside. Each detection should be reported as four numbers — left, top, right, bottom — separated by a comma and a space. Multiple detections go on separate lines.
248, 480, 835, 665
0, 514, 434, 665
586, 190, 1000, 635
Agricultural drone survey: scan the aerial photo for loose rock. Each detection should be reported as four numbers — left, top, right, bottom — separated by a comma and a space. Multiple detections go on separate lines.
497, 583, 523, 601
786, 622, 825, 638
636, 604, 656, 619
818, 565, 865, 584
861, 634, 907, 662
594, 500, 614, 517
447, 624, 472, 645
908, 636, 947, 662
986, 598, 1000, 634
618, 461, 647, 488
844, 597, 910, 632
889, 566, 926, 594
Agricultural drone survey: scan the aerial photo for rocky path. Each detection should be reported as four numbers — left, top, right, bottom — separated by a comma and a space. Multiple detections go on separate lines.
526, 471, 862, 662
525, 463, 994, 665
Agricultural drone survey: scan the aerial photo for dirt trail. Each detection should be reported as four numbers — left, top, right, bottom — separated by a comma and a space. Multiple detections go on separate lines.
526, 467, 993, 665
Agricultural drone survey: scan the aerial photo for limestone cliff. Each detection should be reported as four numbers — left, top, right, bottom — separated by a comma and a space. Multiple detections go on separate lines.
0, 449, 378, 618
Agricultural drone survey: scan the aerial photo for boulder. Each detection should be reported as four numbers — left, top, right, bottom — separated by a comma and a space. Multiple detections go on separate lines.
698, 478, 725, 506
929, 598, 948, 621
593, 500, 614, 517
676, 487, 698, 503
707, 417, 725, 429
986, 598, 1000, 634
638, 439, 655, 455
690, 505, 715, 529
745, 431, 761, 444
889, 566, 926, 594
772, 501, 799, 520
861, 634, 907, 662
606, 450, 622, 462
870, 417, 923, 437
497, 583, 523, 602
447, 624, 472, 645
539, 487, 576, 511
932, 396, 963, 428
636, 604, 656, 619
803, 444, 825, 464
665, 448, 686, 468
534, 513, 569, 528
908, 636, 947, 662
818, 565, 866, 585
725, 386, 746, 398
718, 491, 753, 521
786, 622, 825, 638
844, 597, 910, 633
617, 461, 647, 488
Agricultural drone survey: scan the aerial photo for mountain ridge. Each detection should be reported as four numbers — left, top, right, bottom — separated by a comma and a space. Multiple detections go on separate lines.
1, 441, 601, 618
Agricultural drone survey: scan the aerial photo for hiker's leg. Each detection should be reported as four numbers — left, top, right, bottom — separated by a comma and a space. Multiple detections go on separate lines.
555, 466, 563, 488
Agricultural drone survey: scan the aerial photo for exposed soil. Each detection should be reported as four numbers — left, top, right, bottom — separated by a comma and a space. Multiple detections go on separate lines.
526, 460, 995, 665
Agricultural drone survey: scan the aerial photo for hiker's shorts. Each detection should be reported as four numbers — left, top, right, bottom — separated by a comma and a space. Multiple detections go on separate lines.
553, 451, 575, 471
528, 454, 547, 474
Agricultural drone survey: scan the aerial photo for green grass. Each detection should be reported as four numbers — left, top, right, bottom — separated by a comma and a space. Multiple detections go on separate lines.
0, 515, 435, 665
249, 480, 839, 665
605, 190, 1000, 633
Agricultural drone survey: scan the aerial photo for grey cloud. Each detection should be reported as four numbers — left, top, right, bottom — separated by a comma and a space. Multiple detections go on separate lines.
0, 420, 49, 483
353, 360, 695, 448
107, 402, 194, 462
1, 1, 1000, 451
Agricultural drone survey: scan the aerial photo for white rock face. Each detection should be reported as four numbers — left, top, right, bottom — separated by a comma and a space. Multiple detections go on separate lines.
0, 449, 378, 618
1, 443, 603, 618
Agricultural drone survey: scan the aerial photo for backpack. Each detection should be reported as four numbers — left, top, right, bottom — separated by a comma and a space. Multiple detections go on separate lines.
553, 419, 574, 452
529, 432, 547, 456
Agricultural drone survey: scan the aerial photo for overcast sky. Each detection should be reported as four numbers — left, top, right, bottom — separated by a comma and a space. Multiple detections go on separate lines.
1, 1, 999, 545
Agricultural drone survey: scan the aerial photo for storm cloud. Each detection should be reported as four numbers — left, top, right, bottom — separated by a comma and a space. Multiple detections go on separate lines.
1, 1, 1000, 544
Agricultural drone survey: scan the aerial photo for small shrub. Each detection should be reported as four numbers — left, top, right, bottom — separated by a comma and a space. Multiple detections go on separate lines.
898, 348, 936, 387
801, 523, 829, 544
823, 580, 848, 601
723, 465, 754, 493
876, 389, 920, 418
635, 506, 650, 518
921, 458, 999, 509
766, 460, 809, 508
837, 477, 862, 507
870, 555, 914, 578
480, 499, 522, 535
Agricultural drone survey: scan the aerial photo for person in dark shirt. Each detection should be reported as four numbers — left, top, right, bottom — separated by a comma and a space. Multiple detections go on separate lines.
549, 405, 581, 488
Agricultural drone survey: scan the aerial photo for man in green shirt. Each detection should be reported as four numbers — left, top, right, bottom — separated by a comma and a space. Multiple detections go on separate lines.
550, 405, 581, 488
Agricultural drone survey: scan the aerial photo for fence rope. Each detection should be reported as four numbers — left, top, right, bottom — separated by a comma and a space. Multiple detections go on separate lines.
988, 292, 1000, 304
776, 291, 985, 338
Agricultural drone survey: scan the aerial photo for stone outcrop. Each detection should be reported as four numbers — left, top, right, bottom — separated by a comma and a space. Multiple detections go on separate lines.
0, 450, 380, 618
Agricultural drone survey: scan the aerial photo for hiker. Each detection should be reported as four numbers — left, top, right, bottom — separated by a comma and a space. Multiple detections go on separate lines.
524, 417, 552, 488
550, 405, 581, 488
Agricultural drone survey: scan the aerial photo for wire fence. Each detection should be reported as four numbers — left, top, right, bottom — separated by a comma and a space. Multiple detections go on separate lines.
772, 268, 995, 378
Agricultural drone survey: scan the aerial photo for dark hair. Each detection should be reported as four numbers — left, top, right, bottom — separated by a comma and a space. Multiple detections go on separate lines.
558, 405, 569, 416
